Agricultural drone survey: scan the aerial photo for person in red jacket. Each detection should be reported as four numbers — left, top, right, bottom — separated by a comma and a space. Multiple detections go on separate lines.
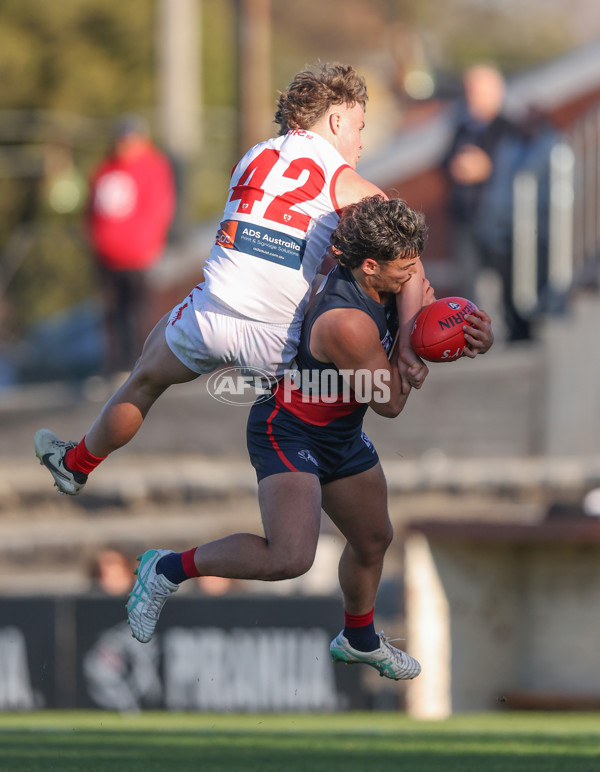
87, 115, 176, 372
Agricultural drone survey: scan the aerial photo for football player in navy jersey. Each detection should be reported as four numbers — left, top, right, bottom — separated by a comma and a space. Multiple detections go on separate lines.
126, 196, 493, 680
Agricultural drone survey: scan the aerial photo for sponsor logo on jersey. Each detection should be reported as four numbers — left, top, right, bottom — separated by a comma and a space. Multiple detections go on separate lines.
216, 219, 306, 270
361, 432, 375, 453
381, 330, 394, 353
287, 129, 313, 139
216, 220, 238, 249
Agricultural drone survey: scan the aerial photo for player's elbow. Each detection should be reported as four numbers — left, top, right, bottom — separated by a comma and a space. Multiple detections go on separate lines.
366, 371, 408, 418
386, 402, 406, 418
370, 397, 407, 419
383, 403, 406, 419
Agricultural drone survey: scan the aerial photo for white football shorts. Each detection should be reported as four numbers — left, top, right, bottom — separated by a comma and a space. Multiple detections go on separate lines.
164, 284, 301, 379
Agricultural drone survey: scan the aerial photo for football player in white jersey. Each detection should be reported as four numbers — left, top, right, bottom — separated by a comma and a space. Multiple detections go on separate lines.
34, 63, 430, 497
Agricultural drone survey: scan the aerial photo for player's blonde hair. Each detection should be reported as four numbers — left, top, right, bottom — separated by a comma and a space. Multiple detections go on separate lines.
274, 63, 368, 135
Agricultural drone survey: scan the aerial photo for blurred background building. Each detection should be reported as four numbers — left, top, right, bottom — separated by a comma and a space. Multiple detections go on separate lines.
1, 0, 600, 715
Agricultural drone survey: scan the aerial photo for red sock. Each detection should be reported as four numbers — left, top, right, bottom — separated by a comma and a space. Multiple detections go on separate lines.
181, 548, 201, 578
344, 608, 375, 628
64, 436, 107, 475
343, 608, 378, 651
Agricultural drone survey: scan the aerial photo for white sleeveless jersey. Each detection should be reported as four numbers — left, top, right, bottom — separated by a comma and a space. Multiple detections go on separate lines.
202, 130, 350, 324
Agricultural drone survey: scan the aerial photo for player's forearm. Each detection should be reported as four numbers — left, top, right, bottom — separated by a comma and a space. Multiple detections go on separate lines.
368, 351, 411, 418
397, 262, 428, 353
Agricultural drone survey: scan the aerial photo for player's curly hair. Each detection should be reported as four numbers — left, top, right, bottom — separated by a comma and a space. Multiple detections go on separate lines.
331, 195, 428, 269
274, 63, 368, 135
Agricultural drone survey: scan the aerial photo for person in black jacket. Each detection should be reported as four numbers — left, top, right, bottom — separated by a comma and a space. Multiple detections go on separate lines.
443, 64, 530, 341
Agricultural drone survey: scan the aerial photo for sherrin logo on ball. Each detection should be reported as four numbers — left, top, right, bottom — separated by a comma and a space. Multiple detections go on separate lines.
411, 296, 478, 363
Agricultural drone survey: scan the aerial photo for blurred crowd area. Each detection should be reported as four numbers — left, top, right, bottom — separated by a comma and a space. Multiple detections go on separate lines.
1, 3, 600, 716
0, 1, 599, 382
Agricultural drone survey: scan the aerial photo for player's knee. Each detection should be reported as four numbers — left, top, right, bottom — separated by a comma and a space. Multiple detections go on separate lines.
375, 522, 394, 553
354, 523, 394, 564
281, 557, 315, 580
268, 550, 315, 581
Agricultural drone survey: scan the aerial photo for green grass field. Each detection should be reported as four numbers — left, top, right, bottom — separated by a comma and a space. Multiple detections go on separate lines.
1, 711, 599, 772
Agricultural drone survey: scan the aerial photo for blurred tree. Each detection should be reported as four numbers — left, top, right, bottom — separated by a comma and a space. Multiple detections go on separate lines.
0, 0, 584, 350
425, 0, 574, 77
0, 0, 154, 115
0, 0, 156, 342
270, 0, 574, 95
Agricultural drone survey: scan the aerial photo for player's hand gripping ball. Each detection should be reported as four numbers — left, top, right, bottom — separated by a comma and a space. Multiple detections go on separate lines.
411, 297, 478, 362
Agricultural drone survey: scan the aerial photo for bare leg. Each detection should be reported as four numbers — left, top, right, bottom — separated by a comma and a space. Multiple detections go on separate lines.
84, 313, 199, 457
321, 463, 393, 614
126, 471, 322, 643
190, 472, 322, 581
323, 464, 421, 680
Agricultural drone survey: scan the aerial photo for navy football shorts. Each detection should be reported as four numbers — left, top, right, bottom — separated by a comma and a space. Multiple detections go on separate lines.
246, 397, 379, 485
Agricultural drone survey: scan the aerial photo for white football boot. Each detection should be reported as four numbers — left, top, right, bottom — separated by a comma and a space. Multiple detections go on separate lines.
34, 428, 88, 495
127, 549, 179, 642
330, 630, 421, 680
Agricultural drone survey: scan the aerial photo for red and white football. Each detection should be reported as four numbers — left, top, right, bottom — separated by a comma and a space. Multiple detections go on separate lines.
411, 296, 478, 363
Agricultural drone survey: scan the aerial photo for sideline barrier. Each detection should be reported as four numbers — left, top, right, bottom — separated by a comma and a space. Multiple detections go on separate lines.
0, 596, 374, 712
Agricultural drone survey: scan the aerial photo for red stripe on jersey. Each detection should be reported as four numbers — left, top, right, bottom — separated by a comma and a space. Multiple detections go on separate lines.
329, 164, 352, 212
266, 404, 301, 472
170, 302, 188, 325
274, 385, 360, 427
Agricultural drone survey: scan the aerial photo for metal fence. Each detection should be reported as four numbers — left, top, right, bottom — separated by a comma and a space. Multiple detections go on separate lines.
512, 105, 600, 319
570, 106, 600, 286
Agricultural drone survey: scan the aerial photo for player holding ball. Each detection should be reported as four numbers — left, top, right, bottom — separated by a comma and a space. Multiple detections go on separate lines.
126, 196, 493, 681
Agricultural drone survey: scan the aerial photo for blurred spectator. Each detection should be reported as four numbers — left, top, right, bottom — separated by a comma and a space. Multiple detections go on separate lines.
87, 115, 176, 372
443, 64, 529, 341
195, 575, 240, 596
90, 548, 135, 595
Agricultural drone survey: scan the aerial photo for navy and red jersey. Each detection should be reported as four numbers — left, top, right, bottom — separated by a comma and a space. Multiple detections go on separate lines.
246, 264, 397, 483
273, 263, 398, 430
